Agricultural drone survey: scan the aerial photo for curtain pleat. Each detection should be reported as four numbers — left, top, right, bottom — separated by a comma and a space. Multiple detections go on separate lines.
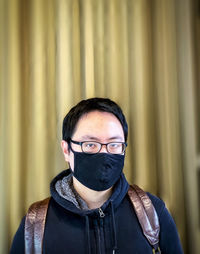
152, 0, 186, 245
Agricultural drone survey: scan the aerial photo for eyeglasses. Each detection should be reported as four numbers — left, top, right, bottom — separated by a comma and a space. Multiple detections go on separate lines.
70, 139, 127, 154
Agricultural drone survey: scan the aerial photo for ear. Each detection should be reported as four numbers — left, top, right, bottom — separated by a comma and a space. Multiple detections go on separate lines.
61, 140, 70, 162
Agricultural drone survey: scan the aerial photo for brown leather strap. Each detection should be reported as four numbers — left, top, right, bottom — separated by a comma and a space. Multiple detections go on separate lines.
24, 187, 160, 253
25, 197, 50, 254
128, 185, 160, 251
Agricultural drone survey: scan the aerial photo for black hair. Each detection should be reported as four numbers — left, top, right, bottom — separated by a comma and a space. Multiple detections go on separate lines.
62, 97, 128, 142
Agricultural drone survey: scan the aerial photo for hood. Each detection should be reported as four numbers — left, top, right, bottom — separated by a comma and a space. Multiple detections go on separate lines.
50, 168, 129, 254
50, 168, 129, 217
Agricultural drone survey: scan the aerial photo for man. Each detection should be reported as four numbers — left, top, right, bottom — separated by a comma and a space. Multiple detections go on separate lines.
10, 97, 183, 253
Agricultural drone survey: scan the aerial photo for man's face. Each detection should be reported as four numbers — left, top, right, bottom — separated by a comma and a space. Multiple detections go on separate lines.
61, 110, 125, 170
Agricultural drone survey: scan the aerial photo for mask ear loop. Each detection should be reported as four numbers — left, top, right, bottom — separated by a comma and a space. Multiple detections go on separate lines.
67, 138, 72, 151
67, 138, 77, 154
123, 142, 128, 156
66, 139, 74, 170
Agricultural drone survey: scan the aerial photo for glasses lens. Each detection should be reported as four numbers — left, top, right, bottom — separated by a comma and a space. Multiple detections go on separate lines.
107, 142, 125, 154
82, 142, 101, 153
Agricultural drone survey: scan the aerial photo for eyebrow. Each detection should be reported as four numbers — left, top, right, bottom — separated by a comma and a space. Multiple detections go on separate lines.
80, 135, 124, 141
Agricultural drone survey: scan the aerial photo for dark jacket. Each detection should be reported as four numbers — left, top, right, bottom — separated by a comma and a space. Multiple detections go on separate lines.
10, 169, 183, 254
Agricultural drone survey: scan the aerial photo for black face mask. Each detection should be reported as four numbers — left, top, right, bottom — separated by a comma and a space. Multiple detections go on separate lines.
70, 151, 125, 191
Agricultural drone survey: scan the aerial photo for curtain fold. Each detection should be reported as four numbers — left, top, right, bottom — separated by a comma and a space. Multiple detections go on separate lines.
1, 0, 199, 253
152, 0, 186, 245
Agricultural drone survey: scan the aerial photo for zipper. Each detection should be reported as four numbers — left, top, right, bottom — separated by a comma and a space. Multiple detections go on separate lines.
98, 207, 105, 218
97, 224, 101, 254
96, 208, 105, 254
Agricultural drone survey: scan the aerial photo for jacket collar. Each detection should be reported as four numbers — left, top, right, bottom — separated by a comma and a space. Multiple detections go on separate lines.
50, 169, 129, 216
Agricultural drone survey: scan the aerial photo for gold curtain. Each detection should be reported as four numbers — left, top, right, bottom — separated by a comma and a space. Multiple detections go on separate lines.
0, 0, 199, 253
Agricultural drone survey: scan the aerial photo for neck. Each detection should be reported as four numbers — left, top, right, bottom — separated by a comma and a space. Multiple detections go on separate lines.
73, 177, 113, 209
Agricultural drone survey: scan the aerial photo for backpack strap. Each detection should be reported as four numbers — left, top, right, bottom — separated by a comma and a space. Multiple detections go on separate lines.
24, 187, 161, 254
128, 185, 161, 254
25, 197, 50, 254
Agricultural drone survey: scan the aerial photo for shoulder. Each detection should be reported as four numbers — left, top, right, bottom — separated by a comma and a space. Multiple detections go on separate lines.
146, 192, 183, 253
10, 197, 51, 254
10, 216, 26, 254
127, 185, 166, 218
127, 185, 177, 228
10, 197, 51, 253
25, 197, 51, 231
28, 197, 51, 211
146, 192, 166, 217
146, 192, 177, 227
146, 192, 175, 225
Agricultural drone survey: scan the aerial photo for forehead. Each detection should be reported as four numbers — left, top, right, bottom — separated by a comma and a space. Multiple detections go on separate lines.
72, 111, 124, 141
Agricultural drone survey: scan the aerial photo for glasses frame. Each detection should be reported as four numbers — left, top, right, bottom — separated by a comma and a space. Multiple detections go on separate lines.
70, 139, 127, 154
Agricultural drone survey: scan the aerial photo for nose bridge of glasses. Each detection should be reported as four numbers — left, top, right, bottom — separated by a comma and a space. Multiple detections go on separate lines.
99, 143, 109, 153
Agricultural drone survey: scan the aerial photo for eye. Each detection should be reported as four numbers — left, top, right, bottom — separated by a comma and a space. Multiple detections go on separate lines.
107, 143, 123, 154
81, 142, 101, 153
85, 143, 96, 148
82, 142, 99, 151
109, 143, 121, 148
